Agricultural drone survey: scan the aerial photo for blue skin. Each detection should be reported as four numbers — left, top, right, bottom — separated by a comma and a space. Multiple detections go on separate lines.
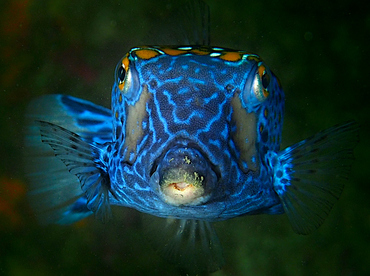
93, 46, 284, 221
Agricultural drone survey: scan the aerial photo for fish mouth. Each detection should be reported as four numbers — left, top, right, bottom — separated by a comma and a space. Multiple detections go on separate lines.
149, 143, 219, 206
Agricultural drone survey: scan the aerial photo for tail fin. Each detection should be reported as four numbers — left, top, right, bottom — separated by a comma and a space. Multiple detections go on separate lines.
272, 121, 359, 234
24, 95, 112, 224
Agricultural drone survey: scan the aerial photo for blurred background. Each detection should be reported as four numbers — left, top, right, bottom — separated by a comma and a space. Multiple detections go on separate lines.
0, 0, 368, 275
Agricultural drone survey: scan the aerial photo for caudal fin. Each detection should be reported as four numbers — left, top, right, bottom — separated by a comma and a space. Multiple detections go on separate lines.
272, 121, 359, 234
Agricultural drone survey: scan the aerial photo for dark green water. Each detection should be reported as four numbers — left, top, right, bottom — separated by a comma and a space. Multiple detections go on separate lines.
0, 0, 368, 275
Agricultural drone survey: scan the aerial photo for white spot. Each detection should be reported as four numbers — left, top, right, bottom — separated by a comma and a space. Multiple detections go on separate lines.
177, 46, 192, 50
210, 52, 222, 57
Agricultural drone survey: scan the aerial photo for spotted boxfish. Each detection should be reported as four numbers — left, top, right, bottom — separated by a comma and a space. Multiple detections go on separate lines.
24, 0, 359, 273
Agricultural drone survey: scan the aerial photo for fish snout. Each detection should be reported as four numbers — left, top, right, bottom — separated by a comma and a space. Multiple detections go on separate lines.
150, 146, 217, 206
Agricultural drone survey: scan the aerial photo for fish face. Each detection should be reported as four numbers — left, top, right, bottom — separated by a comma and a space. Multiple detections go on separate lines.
109, 46, 285, 218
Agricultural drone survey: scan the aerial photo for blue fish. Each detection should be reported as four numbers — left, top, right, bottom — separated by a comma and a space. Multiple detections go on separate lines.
24, 1, 359, 274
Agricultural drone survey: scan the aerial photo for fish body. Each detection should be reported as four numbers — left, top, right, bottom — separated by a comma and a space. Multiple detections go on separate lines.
24, 6, 359, 275
106, 46, 284, 221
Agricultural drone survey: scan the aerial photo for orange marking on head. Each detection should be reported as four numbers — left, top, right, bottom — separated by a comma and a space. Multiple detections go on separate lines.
191, 48, 210, 55
122, 55, 129, 69
161, 48, 187, 56
246, 55, 261, 62
135, 49, 160, 60
220, 51, 242, 62
258, 64, 266, 77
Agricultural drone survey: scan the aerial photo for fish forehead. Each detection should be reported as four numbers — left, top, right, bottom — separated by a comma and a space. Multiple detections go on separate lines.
130, 46, 261, 86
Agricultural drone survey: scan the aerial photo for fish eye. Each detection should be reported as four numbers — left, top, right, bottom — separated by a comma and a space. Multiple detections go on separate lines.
252, 64, 270, 102
116, 55, 130, 91
117, 65, 126, 84
115, 54, 140, 100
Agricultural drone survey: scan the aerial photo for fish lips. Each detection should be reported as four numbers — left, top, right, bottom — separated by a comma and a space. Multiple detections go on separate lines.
150, 145, 218, 206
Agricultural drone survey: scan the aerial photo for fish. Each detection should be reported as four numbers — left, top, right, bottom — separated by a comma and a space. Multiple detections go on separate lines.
23, 0, 359, 273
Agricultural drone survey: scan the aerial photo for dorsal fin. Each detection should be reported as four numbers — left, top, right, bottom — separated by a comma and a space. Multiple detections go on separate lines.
146, 0, 211, 45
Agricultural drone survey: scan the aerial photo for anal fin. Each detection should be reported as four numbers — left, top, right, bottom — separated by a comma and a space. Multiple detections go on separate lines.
142, 215, 224, 274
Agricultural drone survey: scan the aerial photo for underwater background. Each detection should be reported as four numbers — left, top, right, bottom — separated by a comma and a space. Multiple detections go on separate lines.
0, 0, 368, 275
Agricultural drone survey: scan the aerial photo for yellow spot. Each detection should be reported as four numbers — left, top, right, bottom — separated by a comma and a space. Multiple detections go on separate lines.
184, 156, 191, 164
259, 124, 264, 133
220, 51, 242, 62
161, 48, 187, 56
258, 64, 266, 77
119, 94, 122, 103
190, 48, 210, 55
231, 94, 259, 172
135, 49, 160, 60
115, 111, 119, 119
122, 55, 129, 70
246, 55, 261, 62
264, 108, 268, 118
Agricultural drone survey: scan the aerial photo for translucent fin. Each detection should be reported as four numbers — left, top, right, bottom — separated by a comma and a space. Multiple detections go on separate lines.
57, 196, 93, 225
24, 95, 112, 224
37, 121, 114, 223
272, 121, 359, 234
143, 215, 224, 274
24, 94, 112, 143
148, 0, 210, 45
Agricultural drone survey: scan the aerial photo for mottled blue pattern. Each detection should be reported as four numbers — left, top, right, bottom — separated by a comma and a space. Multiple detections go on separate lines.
105, 46, 284, 220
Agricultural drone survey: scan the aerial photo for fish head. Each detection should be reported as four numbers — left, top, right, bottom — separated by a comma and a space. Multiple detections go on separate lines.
110, 46, 284, 214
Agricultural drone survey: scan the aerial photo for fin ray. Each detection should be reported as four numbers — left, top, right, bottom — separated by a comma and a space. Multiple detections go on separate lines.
142, 215, 224, 273
37, 121, 113, 223
24, 95, 112, 224
272, 121, 359, 234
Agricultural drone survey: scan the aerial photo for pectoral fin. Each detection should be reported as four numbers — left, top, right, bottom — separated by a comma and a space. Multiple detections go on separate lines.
271, 121, 359, 234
